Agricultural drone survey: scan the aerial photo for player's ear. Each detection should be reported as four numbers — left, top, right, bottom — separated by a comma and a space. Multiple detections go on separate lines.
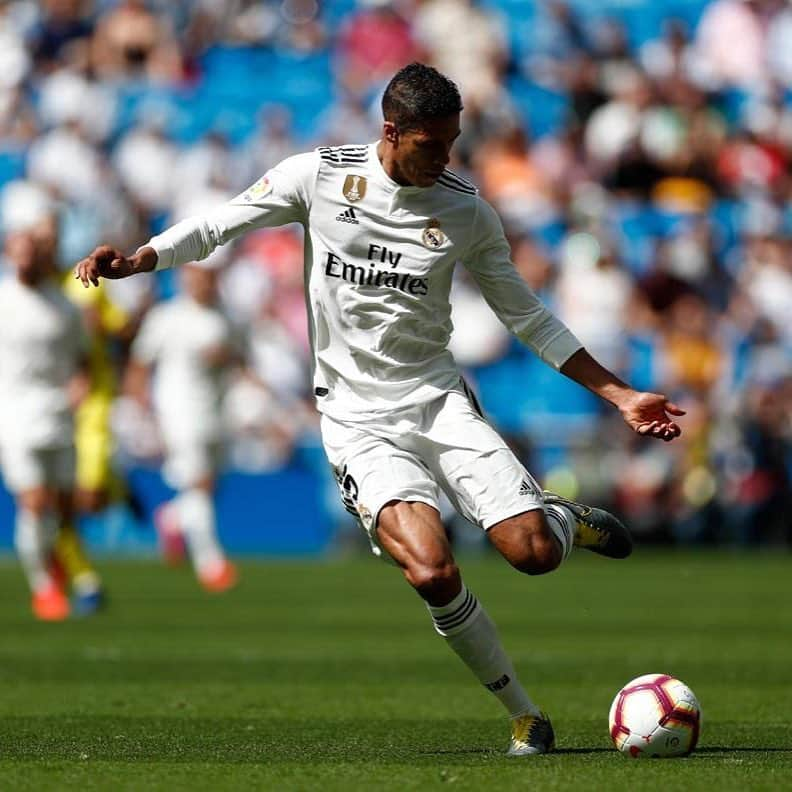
383, 121, 399, 145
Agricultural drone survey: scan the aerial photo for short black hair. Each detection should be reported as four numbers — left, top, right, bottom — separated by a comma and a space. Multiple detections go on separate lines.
382, 63, 463, 130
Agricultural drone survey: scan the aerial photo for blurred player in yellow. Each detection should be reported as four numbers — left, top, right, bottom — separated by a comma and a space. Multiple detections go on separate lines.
0, 181, 101, 619
61, 271, 142, 613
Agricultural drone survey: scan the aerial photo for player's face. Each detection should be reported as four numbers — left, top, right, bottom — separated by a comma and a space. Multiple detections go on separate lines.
182, 266, 219, 304
4, 219, 58, 284
389, 115, 461, 187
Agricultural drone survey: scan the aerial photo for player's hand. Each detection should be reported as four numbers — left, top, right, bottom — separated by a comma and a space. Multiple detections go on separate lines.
67, 373, 91, 409
618, 391, 685, 442
74, 245, 157, 287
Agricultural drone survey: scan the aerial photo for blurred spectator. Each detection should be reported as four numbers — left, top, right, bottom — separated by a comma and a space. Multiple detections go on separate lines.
27, 120, 106, 202
114, 119, 177, 217
766, 1, 792, 88
695, 0, 767, 88
0, 2, 32, 88
556, 232, 633, 373
474, 126, 558, 230
718, 377, 792, 544
739, 230, 792, 343
90, 0, 182, 82
336, 1, 418, 94
414, 0, 508, 108
29, 0, 93, 72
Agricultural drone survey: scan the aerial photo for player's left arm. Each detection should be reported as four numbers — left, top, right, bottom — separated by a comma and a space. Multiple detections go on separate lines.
461, 197, 684, 441
559, 348, 685, 441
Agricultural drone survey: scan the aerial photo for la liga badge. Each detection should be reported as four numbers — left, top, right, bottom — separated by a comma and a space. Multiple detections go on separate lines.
242, 176, 273, 202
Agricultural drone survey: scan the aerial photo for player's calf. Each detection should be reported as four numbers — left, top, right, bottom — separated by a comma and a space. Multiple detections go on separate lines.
543, 492, 633, 559
404, 558, 461, 604
488, 510, 569, 576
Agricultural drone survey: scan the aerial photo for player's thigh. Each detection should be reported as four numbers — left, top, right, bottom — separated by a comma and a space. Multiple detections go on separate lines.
75, 416, 113, 494
320, 414, 442, 561
425, 390, 545, 530
377, 500, 453, 574
48, 446, 76, 495
163, 438, 218, 491
1, 446, 54, 510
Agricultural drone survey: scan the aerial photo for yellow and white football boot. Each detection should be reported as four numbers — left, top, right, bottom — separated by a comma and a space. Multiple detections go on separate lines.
508, 711, 555, 756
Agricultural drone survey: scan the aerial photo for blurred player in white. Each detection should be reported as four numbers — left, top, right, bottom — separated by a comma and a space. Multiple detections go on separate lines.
0, 183, 99, 620
126, 254, 237, 592
76, 64, 684, 754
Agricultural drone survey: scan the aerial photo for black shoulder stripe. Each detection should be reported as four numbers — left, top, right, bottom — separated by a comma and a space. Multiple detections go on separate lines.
319, 145, 367, 156
318, 145, 369, 165
440, 169, 477, 193
437, 174, 477, 195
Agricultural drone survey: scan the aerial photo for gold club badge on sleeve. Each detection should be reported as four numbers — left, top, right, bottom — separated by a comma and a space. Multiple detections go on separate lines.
342, 174, 367, 203
422, 218, 446, 248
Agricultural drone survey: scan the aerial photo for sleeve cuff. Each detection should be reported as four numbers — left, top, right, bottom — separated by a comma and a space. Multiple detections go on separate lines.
136, 241, 170, 271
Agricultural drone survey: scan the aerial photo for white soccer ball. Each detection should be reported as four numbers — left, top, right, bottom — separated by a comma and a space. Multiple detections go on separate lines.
608, 673, 701, 758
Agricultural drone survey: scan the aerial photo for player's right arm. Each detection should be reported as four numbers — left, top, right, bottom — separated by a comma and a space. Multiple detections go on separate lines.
74, 152, 318, 288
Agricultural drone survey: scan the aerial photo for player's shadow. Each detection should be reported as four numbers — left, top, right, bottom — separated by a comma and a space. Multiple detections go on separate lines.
428, 746, 792, 758
554, 748, 613, 754
556, 747, 792, 756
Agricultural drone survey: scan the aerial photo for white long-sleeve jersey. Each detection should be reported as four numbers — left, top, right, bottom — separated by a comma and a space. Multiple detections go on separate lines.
0, 277, 85, 449
146, 142, 582, 422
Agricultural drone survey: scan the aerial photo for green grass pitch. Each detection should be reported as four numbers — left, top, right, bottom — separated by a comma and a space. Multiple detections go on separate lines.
1, 551, 790, 790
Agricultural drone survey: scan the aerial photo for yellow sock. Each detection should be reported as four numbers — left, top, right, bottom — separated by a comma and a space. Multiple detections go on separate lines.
54, 523, 101, 592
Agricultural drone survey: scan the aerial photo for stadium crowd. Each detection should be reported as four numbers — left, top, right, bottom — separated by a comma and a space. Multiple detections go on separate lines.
0, 0, 790, 548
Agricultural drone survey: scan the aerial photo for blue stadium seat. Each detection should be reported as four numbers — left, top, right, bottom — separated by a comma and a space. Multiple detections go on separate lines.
0, 147, 26, 190
507, 77, 570, 139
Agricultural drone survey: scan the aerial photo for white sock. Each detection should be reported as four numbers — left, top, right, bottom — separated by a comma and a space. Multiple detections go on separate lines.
428, 585, 540, 718
175, 489, 225, 575
545, 503, 575, 561
15, 510, 57, 593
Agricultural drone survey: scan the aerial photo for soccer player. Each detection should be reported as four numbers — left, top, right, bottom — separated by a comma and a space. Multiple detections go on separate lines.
0, 182, 100, 620
60, 276, 133, 615
125, 255, 237, 592
75, 64, 684, 753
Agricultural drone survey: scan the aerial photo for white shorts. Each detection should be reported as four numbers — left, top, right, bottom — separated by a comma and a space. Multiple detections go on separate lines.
0, 444, 76, 493
320, 386, 544, 557
162, 438, 223, 490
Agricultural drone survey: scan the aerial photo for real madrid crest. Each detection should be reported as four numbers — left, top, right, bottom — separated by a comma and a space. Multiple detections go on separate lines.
356, 502, 373, 530
422, 218, 446, 249
342, 174, 367, 203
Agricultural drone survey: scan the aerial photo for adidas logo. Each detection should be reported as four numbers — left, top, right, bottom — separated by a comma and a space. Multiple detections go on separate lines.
335, 206, 359, 224
519, 479, 533, 496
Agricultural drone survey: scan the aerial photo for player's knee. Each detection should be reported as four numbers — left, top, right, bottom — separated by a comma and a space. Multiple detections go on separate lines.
406, 559, 460, 601
508, 534, 562, 576
18, 489, 50, 516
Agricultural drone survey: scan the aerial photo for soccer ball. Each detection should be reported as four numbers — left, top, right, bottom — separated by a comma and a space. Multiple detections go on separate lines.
608, 673, 701, 758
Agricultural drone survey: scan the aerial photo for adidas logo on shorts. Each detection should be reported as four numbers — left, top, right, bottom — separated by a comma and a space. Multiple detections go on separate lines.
519, 479, 533, 496
335, 206, 359, 224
